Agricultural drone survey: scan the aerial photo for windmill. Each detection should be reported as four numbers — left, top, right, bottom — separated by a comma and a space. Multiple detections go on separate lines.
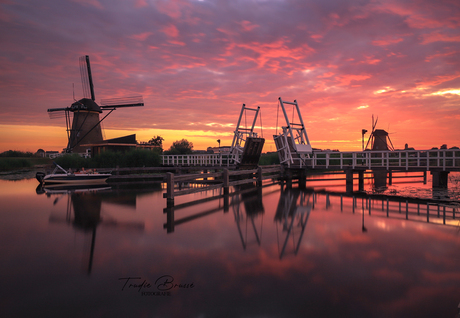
48, 55, 144, 154
364, 115, 394, 151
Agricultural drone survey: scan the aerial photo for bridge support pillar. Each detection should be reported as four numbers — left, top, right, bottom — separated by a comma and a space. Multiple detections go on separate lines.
345, 170, 354, 193
358, 170, 364, 191
299, 169, 307, 189
431, 170, 449, 188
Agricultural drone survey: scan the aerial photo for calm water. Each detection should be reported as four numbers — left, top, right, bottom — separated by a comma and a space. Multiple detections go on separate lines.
0, 172, 459, 318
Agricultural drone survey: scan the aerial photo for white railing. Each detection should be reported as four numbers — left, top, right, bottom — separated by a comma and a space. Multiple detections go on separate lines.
162, 153, 233, 166
161, 149, 460, 170
308, 149, 460, 171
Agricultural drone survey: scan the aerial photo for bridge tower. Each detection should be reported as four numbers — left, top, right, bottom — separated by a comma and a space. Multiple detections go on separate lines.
229, 104, 265, 169
273, 97, 312, 167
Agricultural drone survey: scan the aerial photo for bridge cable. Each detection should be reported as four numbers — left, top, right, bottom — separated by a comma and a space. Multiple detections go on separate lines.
276, 100, 280, 135
259, 109, 264, 138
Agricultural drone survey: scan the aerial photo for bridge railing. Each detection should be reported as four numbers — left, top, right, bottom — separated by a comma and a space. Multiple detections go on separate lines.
162, 153, 232, 166
309, 149, 460, 170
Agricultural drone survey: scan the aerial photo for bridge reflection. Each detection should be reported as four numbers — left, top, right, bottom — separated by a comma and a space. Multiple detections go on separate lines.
163, 182, 459, 259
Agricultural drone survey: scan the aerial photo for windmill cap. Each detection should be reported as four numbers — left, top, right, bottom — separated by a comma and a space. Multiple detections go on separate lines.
71, 98, 102, 113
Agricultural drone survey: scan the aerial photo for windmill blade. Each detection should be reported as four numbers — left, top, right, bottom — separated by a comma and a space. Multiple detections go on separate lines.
79, 55, 95, 101
47, 107, 71, 119
100, 96, 144, 109
387, 135, 395, 151
364, 133, 372, 150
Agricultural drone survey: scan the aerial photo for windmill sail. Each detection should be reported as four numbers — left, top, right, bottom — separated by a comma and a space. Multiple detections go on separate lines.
80, 55, 95, 101
100, 96, 144, 109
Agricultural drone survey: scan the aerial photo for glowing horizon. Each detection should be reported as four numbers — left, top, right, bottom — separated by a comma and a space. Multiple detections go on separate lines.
0, 0, 459, 154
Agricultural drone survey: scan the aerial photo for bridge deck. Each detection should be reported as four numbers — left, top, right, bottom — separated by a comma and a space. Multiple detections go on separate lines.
161, 149, 460, 172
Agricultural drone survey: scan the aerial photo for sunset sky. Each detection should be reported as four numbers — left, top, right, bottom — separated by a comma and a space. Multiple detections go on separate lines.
1, 0, 459, 153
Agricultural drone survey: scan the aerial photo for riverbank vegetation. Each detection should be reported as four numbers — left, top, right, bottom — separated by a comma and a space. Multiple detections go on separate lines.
0, 150, 52, 171
1, 148, 279, 172
54, 148, 162, 169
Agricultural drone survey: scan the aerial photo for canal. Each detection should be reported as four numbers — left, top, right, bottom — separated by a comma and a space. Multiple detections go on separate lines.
0, 172, 459, 317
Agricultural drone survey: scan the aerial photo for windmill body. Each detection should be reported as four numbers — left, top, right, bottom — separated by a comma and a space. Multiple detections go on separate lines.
364, 116, 395, 151
67, 98, 104, 154
48, 56, 144, 155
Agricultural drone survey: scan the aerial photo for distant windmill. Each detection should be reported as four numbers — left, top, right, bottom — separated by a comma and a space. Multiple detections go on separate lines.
364, 115, 394, 151
48, 55, 144, 154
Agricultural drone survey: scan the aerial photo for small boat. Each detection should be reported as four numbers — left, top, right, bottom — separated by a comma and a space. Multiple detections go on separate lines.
36, 163, 111, 185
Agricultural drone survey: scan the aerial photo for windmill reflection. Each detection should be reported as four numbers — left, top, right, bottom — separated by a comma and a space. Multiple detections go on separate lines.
275, 187, 312, 259
232, 184, 264, 249
39, 184, 144, 274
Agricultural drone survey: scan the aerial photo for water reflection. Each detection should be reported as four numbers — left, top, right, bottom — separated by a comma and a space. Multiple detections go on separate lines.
274, 187, 311, 259
2, 177, 459, 317
233, 184, 264, 249
164, 180, 459, 267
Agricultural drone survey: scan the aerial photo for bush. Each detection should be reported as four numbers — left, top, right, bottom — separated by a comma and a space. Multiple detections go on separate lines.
258, 152, 280, 165
54, 154, 87, 170
0, 158, 33, 171
54, 149, 162, 169
0, 150, 34, 157
121, 149, 161, 167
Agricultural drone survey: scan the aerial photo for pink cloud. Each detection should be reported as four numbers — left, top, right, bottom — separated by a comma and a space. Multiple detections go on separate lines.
129, 32, 153, 41
162, 24, 180, 38
72, 0, 103, 10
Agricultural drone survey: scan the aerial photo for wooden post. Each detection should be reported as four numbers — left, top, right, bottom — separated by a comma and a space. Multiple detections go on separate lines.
163, 206, 175, 233
286, 169, 292, 188
223, 193, 229, 213
256, 166, 263, 187
164, 172, 174, 207
406, 200, 409, 220
223, 168, 229, 195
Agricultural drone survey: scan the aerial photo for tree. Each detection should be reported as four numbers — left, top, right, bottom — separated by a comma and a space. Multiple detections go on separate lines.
166, 139, 194, 155
148, 135, 164, 150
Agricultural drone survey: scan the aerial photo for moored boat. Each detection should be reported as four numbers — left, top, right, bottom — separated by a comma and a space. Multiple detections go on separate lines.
36, 163, 111, 185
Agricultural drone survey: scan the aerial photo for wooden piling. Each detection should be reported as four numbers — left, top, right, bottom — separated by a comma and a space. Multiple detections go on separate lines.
223, 168, 229, 195
164, 172, 175, 206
